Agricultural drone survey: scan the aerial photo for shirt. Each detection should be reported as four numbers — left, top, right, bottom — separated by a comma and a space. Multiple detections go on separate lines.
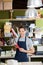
14, 37, 33, 50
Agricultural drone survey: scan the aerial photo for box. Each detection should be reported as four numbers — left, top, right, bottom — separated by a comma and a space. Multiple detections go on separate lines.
4, 2, 12, 10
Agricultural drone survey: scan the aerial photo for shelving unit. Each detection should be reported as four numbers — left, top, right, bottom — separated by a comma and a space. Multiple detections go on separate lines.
0, 19, 42, 60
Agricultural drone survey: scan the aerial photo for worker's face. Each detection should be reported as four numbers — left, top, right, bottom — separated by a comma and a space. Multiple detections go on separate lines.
19, 28, 26, 37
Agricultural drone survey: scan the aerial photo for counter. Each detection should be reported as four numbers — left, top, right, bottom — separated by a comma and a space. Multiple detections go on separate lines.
0, 62, 42, 65
19, 62, 42, 65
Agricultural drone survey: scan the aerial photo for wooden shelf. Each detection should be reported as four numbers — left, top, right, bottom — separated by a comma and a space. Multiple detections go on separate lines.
0, 18, 43, 21
0, 18, 38, 21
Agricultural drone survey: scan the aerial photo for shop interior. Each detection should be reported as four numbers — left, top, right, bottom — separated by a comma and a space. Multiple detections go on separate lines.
0, 0, 43, 65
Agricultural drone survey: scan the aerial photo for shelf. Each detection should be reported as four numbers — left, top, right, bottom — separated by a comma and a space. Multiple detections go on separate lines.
0, 56, 14, 59
0, 18, 35, 21
0, 46, 15, 50
0, 18, 43, 21
31, 55, 43, 58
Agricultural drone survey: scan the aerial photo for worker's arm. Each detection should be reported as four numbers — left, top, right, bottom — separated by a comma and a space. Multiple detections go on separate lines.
10, 28, 18, 38
19, 47, 35, 54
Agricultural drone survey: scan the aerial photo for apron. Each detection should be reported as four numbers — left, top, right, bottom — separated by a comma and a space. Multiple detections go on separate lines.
15, 37, 29, 62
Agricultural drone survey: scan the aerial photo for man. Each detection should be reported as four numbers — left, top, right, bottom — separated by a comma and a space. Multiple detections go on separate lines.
14, 25, 35, 62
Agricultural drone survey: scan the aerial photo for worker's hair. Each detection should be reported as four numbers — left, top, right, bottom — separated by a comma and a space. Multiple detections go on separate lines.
19, 25, 26, 31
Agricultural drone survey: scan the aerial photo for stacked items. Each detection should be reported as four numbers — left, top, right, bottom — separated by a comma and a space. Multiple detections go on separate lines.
4, 22, 12, 37
0, 50, 16, 57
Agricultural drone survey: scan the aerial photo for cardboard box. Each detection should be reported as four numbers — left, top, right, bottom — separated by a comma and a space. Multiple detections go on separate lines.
4, 2, 12, 10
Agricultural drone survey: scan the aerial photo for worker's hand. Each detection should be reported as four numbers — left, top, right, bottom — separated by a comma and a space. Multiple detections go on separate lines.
19, 48, 26, 53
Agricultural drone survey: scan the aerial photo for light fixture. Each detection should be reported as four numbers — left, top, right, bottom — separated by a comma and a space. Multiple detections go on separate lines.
27, 0, 42, 8
25, 8, 38, 18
